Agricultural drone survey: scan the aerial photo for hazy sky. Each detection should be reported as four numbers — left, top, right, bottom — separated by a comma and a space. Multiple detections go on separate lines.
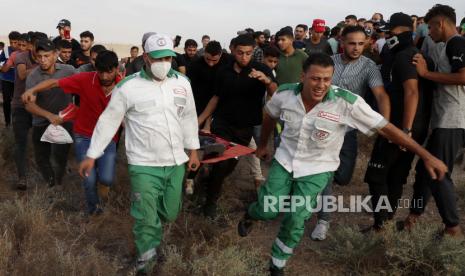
1, 0, 464, 49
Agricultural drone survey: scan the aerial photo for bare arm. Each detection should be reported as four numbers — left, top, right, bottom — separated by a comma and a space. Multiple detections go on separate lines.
24, 102, 62, 125
413, 53, 465, 85
198, 95, 218, 126
377, 123, 447, 180
22, 79, 60, 103
255, 112, 277, 160
371, 85, 391, 120
401, 79, 419, 131
422, 69, 465, 85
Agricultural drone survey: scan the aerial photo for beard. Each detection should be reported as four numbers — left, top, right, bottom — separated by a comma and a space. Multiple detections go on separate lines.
99, 78, 115, 87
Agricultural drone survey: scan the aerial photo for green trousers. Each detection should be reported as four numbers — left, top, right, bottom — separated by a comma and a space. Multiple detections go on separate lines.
248, 160, 333, 269
128, 164, 185, 271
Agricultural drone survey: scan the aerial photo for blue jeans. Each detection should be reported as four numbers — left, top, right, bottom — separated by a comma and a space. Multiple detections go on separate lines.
75, 134, 117, 214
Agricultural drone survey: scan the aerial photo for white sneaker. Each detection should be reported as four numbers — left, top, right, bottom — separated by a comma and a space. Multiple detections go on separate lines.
185, 179, 194, 195
311, 220, 330, 241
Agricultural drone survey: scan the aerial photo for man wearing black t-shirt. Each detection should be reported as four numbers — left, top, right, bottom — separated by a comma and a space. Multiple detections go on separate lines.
198, 35, 277, 217
402, 4, 465, 238
364, 13, 434, 231
187, 41, 227, 128
72, 31, 94, 68
177, 39, 199, 74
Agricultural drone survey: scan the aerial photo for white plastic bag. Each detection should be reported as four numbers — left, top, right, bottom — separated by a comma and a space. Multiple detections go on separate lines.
40, 125, 73, 144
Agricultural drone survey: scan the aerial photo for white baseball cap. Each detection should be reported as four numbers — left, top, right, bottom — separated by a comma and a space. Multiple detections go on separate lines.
144, 33, 176, 59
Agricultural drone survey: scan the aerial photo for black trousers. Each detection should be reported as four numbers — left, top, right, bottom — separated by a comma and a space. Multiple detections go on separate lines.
205, 118, 253, 204
365, 126, 428, 228
32, 123, 73, 186
410, 128, 464, 228
1, 80, 14, 126
12, 108, 32, 178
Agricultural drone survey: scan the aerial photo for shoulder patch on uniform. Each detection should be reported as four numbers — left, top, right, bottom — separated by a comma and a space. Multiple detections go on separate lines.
277, 82, 301, 93
116, 73, 137, 88
334, 87, 358, 104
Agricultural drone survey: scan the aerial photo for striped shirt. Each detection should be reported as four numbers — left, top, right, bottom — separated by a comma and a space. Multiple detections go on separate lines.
331, 54, 383, 98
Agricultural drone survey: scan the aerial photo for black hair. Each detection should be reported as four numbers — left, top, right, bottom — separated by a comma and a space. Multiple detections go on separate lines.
80, 30, 94, 41
0, 42, 4, 48
303, 53, 335, 72
276, 26, 294, 39
324, 26, 331, 37
341, 25, 367, 38
184, 39, 198, 48
425, 4, 456, 24
18, 33, 28, 42
95, 50, 119, 72
411, 14, 418, 19
263, 46, 280, 58
90, 44, 107, 55
373, 12, 384, 20
57, 39, 72, 50
330, 26, 342, 37
245, 28, 254, 34
345, 14, 357, 21
229, 37, 236, 47
365, 20, 374, 25
296, 24, 309, 32
253, 31, 264, 40
202, 35, 210, 40
31, 32, 48, 45
205, 41, 222, 56
358, 18, 367, 22
130, 46, 139, 51
233, 34, 256, 48
8, 31, 21, 40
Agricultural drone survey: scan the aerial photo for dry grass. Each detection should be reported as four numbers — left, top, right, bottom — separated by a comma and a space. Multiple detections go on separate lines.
0, 191, 120, 276
1, 121, 465, 275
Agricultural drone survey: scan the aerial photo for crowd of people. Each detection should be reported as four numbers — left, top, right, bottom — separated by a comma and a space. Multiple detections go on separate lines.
1, 3, 465, 275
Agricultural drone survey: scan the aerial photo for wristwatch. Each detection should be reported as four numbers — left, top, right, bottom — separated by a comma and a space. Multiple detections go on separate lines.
402, 128, 412, 134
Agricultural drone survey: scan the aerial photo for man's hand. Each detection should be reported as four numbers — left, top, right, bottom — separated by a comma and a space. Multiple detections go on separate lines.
201, 127, 211, 134
79, 158, 95, 178
47, 114, 63, 126
22, 89, 37, 103
256, 145, 271, 161
249, 69, 271, 85
423, 155, 448, 181
412, 53, 428, 77
187, 150, 200, 171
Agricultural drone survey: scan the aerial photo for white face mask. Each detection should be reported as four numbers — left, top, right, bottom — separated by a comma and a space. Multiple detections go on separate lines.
150, 61, 171, 80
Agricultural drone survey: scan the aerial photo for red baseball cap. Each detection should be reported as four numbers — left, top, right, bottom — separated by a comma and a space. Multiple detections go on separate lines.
312, 19, 326, 33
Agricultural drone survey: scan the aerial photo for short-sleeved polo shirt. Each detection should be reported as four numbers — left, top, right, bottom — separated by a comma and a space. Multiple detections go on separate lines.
266, 83, 387, 177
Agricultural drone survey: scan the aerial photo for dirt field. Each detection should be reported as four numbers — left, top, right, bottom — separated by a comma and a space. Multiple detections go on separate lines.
1, 102, 465, 275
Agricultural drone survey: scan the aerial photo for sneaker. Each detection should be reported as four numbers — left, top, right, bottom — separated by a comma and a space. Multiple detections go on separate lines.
185, 179, 194, 195
269, 264, 285, 276
135, 252, 156, 275
311, 220, 329, 241
16, 178, 27, 190
238, 213, 254, 237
